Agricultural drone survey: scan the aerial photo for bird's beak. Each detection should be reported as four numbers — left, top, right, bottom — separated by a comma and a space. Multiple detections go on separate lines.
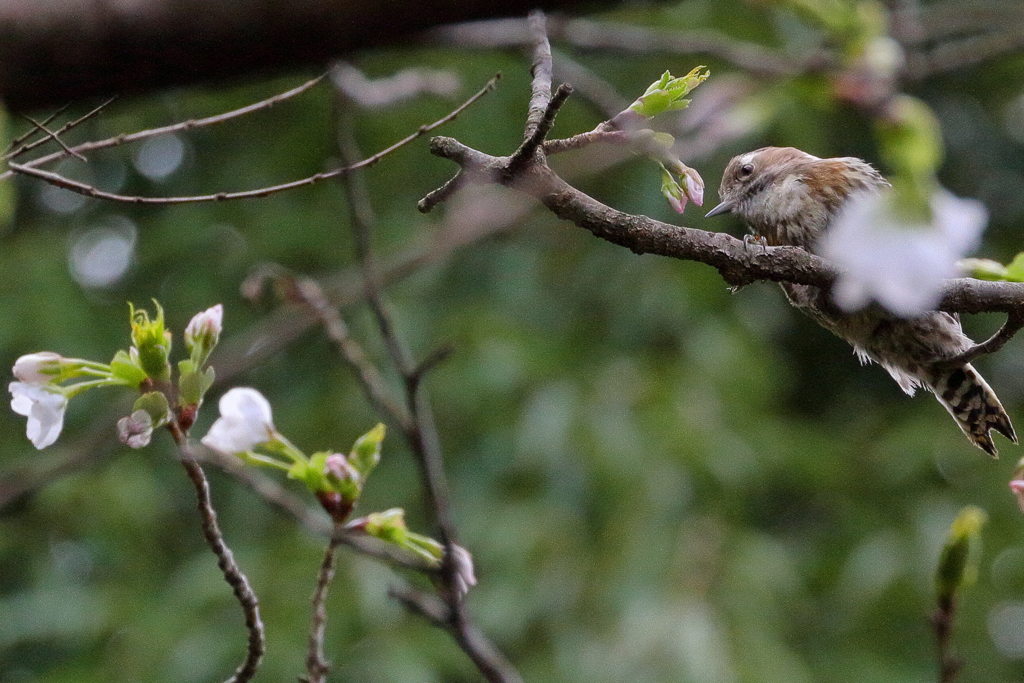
704, 201, 733, 218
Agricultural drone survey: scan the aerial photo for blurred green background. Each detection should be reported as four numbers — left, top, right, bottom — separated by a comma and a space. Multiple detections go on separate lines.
4, 1, 1024, 682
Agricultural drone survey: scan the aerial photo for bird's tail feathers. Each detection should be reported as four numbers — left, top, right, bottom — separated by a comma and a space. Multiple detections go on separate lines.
928, 363, 1016, 457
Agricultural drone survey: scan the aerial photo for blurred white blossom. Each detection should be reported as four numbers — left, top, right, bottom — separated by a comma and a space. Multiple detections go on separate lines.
819, 188, 986, 316
450, 544, 478, 598
201, 387, 276, 455
9, 382, 68, 449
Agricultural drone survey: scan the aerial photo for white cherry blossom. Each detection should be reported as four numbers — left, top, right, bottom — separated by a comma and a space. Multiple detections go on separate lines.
201, 387, 276, 455
10, 382, 68, 449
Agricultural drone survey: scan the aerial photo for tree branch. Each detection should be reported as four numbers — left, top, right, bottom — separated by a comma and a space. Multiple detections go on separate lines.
0, 76, 323, 182
419, 103, 1024, 340
427, 16, 832, 77
0, 0, 589, 112
6, 74, 499, 205
328, 79, 522, 683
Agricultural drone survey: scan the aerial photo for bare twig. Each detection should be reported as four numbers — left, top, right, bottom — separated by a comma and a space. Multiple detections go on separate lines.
3, 103, 71, 155
178, 455, 265, 683
937, 311, 1024, 367
7, 98, 117, 160
427, 16, 831, 78
0, 79, 321, 182
332, 78, 522, 683
541, 128, 630, 155
289, 274, 412, 428
388, 584, 524, 683
388, 584, 450, 626
331, 63, 461, 109
305, 537, 341, 683
893, 0, 1024, 45
417, 170, 469, 213
6, 74, 499, 205
16, 114, 87, 161
508, 82, 572, 175
904, 28, 1024, 79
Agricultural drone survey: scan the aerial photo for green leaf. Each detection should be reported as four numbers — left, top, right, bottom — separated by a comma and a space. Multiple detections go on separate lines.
132, 391, 172, 426
958, 258, 1010, 281
129, 301, 172, 381
178, 362, 215, 406
349, 423, 385, 477
109, 349, 148, 387
1004, 252, 1024, 282
936, 506, 987, 606
627, 67, 709, 119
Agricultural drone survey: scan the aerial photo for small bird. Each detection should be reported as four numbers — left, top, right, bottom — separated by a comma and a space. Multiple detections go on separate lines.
705, 146, 1016, 456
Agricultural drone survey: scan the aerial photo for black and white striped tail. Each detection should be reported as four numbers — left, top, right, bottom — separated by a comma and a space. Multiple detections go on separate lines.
929, 364, 1017, 457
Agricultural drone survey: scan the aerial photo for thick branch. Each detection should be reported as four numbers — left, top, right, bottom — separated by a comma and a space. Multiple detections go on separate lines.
423, 134, 1024, 318
0, 0, 594, 112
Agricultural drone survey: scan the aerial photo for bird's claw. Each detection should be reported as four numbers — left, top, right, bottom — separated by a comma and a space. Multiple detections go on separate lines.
742, 233, 768, 254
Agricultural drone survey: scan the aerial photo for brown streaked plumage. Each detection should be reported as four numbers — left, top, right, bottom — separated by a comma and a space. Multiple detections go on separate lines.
706, 146, 1016, 456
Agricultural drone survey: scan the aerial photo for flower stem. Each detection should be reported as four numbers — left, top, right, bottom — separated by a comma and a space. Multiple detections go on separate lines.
305, 535, 341, 683
180, 455, 265, 683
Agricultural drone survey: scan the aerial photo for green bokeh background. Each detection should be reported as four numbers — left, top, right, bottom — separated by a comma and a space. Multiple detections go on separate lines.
4, 2, 1024, 682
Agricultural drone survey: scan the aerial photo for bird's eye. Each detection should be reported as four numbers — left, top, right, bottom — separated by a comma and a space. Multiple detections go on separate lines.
738, 163, 754, 178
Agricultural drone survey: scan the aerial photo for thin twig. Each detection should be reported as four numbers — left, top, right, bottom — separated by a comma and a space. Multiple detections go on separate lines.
0, 79, 321, 181
3, 103, 71, 155
333, 80, 522, 683
16, 114, 87, 161
904, 28, 1024, 79
508, 83, 573, 176
334, 88, 457, 547
6, 98, 117, 161
937, 311, 1024, 368
417, 170, 469, 213
542, 128, 630, 155
178, 455, 265, 683
305, 537, 341, 683
388, 583, 450, 626
388, 584, 524, 683
427, 16, 830, 78
289, 274, 412, 428
6, 74, 500, 205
